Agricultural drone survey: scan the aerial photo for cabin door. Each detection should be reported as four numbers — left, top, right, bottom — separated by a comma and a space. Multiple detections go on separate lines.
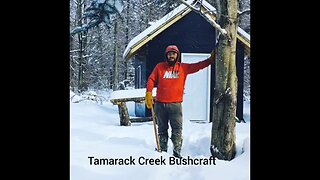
181, 53, 211, 123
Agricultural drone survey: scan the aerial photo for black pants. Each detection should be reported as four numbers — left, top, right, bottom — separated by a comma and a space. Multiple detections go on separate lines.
154, 102, 183, 136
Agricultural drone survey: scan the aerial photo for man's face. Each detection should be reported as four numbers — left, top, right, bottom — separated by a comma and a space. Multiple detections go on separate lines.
167, 51, 178, 61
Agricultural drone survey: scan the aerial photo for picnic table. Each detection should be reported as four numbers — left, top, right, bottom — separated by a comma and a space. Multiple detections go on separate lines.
109, 88, 156, 126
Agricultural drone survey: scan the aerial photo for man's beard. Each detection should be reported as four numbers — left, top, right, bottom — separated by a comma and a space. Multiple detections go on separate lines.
167, 58, 177, 66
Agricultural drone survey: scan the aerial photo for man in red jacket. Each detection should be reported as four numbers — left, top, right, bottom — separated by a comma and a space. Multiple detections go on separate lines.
145, 45, 215, 158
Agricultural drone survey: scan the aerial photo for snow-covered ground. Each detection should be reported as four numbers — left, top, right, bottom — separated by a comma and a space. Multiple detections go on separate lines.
70, 90, 250, 180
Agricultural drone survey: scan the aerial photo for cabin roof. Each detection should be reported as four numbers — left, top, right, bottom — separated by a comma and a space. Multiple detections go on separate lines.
123, 0, 250, 60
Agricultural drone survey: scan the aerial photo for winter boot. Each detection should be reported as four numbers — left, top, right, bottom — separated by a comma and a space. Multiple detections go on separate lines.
171, 134, 183, 158
158, 133, 168, 152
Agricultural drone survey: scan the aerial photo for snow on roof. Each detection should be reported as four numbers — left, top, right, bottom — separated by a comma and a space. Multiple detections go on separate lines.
237, 27, 250, 41
123, 0, 250, 59
201, 0, 217, 13
123, 0, 194, 59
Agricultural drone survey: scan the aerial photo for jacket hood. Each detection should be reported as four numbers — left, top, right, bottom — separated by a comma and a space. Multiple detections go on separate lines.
165, 45, 181, 63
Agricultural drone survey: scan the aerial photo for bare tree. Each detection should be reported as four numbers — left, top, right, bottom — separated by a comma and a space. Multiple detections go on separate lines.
70, 0, 124, 92
113, 21, 119, 91
210, 0, 239, 160
178, 0, 239, 160
72, 0, 89, 92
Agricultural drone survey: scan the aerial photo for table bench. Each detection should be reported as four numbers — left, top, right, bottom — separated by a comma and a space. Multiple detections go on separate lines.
109, 88, 156, 126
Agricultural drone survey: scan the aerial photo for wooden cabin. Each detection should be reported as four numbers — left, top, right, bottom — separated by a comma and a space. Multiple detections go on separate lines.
123, 0, 250, 123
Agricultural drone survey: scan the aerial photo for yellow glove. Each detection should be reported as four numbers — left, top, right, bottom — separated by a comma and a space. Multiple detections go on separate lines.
145, 92, 154, 109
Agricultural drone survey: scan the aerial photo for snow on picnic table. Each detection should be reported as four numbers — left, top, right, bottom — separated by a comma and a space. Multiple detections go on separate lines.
109, 88, 157, 100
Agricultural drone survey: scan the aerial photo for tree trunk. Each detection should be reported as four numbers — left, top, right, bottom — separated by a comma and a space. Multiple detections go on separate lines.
211, 0, 238, 161
124, 0, 130, 80
76, 1, 84, 92
76, 0, 89, 92
77, 33, 83, 92
113, 21, 119, 91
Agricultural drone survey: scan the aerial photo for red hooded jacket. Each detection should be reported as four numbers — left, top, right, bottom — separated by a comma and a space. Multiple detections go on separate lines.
146, 45, 214, 103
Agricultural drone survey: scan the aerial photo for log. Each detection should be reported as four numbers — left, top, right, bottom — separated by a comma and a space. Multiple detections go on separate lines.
110, 96, 155, 126
117, 102, 131, 126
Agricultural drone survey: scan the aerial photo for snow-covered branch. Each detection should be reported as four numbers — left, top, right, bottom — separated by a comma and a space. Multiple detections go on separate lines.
179, 0, 227, 35
238, 9, 250, 16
